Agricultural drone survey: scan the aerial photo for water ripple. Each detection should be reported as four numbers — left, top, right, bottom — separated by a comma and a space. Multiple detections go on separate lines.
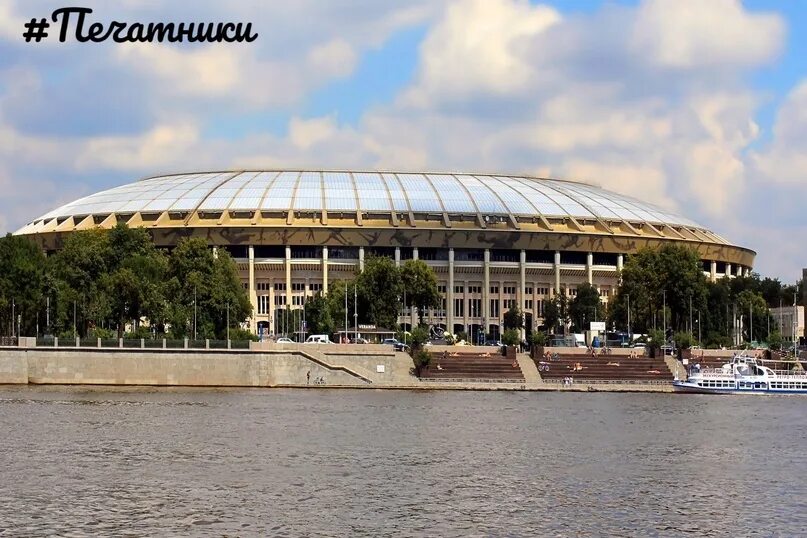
0, 387, 804, 536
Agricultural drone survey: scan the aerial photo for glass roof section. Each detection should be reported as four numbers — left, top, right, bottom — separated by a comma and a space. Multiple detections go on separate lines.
28, 170, 707, 230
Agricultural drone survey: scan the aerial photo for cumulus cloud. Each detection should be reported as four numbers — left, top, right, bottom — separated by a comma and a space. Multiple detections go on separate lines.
630, 0, 784, 69
0, 0, 801, 279
749, 79, 807, 185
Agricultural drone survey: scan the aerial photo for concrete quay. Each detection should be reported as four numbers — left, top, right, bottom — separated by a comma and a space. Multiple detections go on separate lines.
0, 343, 675, 392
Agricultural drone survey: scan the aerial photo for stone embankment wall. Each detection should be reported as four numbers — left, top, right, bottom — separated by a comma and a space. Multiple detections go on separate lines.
0, 346, 417, 387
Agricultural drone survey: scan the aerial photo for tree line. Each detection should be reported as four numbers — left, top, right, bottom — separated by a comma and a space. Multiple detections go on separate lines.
538, 243, 802, 349
288, 255, 441, 337
0, 225, 251, 340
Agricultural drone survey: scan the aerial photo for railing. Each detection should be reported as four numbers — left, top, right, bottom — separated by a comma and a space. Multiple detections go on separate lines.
0, 336, 18, 347
420, 377, 525, 384
542, 378, 671, 385
26, 337, 252, 351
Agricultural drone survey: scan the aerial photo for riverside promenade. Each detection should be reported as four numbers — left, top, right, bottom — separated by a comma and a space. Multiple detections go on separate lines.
0, 339, 678, 392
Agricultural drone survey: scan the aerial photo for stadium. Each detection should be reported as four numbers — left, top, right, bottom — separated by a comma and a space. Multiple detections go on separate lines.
14, 170, 755, 339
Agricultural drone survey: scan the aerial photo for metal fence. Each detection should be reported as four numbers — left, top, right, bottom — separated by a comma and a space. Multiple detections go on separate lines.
0, 336, 18, 347
30, 337, 251, 351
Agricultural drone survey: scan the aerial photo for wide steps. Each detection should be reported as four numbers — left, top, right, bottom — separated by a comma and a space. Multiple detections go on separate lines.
535, 354, 674, 381
421, 352, 525, 381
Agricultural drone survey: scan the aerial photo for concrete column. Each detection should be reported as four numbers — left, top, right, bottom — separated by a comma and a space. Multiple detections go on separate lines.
359, 246, 365, 272
483, 249, 490, 336
394, 247, 401, 268
710, 260, 717, 282
554, 250, 561, 295
269, 278, 275, 335
248, 245, 257, 334
617, 254, 624, 284
726, 263, 732, 279
533, 283, 539, 329
519, 250, 527, 339
212, 246, 218, 259
463, 279, 469, 336
322, 246, 328, 294
586, 252, 593, 285
447, 248, 455, 334
285, 245, 292, 307
412, 247, 419, 260
498, 280, 505, 337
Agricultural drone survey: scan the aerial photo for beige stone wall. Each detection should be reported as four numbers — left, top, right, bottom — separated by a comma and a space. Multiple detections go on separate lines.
0, 348, 417, 387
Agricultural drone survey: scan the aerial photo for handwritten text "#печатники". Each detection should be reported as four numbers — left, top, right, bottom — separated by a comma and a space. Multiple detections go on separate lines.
23, 7, 258, 44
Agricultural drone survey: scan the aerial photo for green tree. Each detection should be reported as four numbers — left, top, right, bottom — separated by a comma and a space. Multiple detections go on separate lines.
165, 238, 251, 339
611, 244, 707, 333
503, 305, 523, 330
304, 292, 334, 335
355, 255, 402, 329
569, 283, 603, 332
0, 234, 46, 336
101, 224, 168, 337
325, 279, 355, 335
542, 295, 568, 334
767, 331, 783, 351
400, 259, 440, 324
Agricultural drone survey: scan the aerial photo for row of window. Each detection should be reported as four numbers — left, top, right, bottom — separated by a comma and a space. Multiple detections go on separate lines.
221, 245, 746, 275
256, 296, 552, 317
256, 282, 607, 298
256, 282, 324, 292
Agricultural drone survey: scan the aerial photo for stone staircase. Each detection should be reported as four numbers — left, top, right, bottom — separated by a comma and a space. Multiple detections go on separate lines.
535, 353, 674, 382
420, 350, 525, 382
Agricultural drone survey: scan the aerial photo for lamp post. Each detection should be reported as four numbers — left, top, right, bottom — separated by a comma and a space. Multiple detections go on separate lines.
627, 293, 631, 345
193, 286, 197, 341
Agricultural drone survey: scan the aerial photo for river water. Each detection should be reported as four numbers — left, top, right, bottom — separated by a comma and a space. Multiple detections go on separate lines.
0, 387, 804, 537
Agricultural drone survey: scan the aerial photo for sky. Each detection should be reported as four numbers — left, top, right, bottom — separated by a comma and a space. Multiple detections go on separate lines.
0, 0, 804, 282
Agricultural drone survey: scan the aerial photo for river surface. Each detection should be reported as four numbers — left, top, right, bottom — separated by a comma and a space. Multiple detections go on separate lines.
0, 387, 804, 537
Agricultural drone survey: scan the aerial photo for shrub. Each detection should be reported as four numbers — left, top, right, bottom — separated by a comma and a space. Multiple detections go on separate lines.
409, 326, 430, 352
674, 331, 693, 349
88, 327, 114, 339
412, 349, 431, 376
502, 329, 520, 347
229, 328, 258, 342
767, 331, 783, 351
647, 329, 666, 347
530, 331, 547, 347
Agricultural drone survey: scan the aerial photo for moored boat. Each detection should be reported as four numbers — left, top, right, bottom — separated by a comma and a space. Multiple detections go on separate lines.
673, 355, 807, 394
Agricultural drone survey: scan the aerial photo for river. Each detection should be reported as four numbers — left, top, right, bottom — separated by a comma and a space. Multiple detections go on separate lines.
0, 387, 804, 537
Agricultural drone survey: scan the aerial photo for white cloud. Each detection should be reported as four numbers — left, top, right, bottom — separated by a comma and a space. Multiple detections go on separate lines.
404, 0, 560, 105
630, 0, 783, 69
749, 79, 807, 184
306, 39, 357, 80
76, 122, 201, 171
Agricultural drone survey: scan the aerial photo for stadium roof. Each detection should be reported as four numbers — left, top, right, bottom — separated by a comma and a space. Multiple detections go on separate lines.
26, 170, 703, 229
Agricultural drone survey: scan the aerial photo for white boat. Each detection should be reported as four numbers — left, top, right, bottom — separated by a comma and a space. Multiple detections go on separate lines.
673, 355, 807, 394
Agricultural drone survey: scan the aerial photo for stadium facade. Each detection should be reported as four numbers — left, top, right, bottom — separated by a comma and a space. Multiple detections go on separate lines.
15, 170, 755, 338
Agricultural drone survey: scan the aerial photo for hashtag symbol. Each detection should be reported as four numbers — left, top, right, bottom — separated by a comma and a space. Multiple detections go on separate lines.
22, 18, 50, 43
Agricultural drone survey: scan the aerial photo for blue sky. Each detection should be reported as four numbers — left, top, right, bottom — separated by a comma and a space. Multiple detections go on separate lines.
0, 0, 805, 281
